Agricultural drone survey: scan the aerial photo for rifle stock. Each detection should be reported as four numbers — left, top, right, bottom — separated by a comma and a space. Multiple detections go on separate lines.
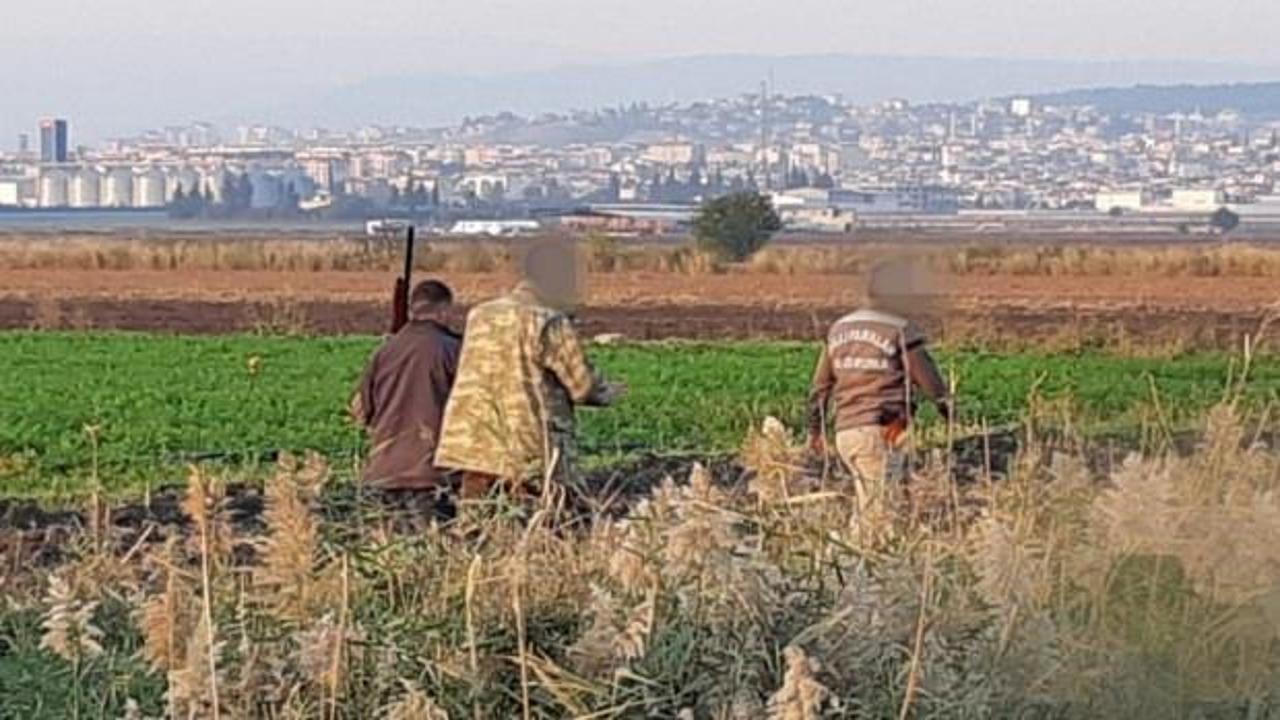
388, 226, 415, 334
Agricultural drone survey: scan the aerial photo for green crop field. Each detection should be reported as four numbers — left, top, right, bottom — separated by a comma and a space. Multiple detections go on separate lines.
2, 331, 1278, 498
6, 331, 1280, 719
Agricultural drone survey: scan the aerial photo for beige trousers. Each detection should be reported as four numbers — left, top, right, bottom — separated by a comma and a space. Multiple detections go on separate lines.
835, 426, 907, 514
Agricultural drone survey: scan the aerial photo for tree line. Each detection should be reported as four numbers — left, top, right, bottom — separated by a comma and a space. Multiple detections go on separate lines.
637, 166, 836, 204
168, 173, 300, 220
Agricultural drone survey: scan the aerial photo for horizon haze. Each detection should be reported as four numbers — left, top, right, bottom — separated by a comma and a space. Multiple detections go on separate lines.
4, 0, 1280, 142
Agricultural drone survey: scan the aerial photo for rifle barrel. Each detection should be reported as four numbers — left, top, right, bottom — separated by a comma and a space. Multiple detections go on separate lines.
402, 225, 415, 303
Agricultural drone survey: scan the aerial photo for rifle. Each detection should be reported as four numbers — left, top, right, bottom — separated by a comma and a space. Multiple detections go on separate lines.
389, 225, 416, 334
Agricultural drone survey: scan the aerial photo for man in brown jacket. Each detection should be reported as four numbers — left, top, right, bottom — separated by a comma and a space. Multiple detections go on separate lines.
808, 262, 951, 515
353, 280, 461, 491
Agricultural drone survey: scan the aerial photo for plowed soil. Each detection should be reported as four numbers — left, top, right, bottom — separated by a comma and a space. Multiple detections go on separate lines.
2, 268, 1278, 309
1, 268, 1276, 347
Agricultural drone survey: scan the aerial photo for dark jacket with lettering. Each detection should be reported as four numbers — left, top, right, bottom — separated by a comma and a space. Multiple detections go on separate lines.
808, 308, 948, 433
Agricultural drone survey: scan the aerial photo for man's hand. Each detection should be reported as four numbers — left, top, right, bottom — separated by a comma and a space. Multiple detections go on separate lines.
595, 381, 628, 406
347, 392, 366, 428
807, 431, 827, 457
936, 399, 954, 424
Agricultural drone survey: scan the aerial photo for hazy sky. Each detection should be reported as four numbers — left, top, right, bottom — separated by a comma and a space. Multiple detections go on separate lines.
8, 0, 1280, 65
4, 0, 1280, 142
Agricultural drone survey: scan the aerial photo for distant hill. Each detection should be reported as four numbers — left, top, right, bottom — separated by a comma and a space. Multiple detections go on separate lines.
1032, 82, 1280, 116
271, 54, 1280, 131
8, 49, 1278, 142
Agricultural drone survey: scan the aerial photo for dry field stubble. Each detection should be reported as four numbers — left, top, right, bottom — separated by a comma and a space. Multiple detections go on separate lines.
2, 234, 1280, 349
5, 232, 1280, 278
4, 403, 1280, 717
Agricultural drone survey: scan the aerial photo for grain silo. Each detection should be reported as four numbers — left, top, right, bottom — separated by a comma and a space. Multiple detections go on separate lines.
201, 167, 229, 203
167, 166, 201, 200
69, 168, 102, 208
38, 169, 69, 208
102, 168, 134, 208
134, 167, 167, 208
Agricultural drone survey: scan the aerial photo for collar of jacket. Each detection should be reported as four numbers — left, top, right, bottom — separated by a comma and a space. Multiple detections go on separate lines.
509, 281, 547, 306
508, 281, 579, 319
407, 318, 458, 337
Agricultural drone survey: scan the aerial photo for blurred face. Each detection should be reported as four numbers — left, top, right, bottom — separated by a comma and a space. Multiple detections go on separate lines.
865, 256, 944, 317
523, 237, 583, 312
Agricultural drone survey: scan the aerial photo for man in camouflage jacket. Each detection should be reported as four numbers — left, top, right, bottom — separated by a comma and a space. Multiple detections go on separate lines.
435, 243, 623, 496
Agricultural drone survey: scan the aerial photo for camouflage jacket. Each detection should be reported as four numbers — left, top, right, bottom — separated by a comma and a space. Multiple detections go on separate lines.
434, 283, 608, 480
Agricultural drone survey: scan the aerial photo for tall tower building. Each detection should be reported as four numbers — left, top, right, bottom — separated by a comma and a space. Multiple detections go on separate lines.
39, 118, 69, 163
17, 134, 30, 154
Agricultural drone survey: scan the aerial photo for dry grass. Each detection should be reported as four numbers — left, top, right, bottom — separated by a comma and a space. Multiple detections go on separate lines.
6, 395, 1280, 717
946, 242, 1280, 278
5, 233, 1280, 279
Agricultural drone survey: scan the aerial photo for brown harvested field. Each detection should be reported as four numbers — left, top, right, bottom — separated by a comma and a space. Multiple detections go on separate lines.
1, 234, 1278, 348
2, 267, 1277, 350
1, 266, 1277, 309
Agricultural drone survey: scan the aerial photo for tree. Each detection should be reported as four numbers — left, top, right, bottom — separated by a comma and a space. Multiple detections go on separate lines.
693, 191, 783, 262
191, 185, 205, 216
787, 167, 806, 189
219, 176, 238, 218
281, 182, 300, 214
235, 173, 254, 212
320, 192, 376, 221
168, 183, 189, 219
649, 171, 665, 201
412, 182, 430, 209
688, 166, 704, 190
1209, 206, 1240, 234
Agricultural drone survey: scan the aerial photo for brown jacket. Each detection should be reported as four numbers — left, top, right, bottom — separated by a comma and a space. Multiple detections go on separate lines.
355, 320, 461, 490
808, 308, 948, 434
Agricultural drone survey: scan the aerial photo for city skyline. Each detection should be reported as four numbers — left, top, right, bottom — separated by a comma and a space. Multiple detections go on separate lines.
3, 85, 1278, 234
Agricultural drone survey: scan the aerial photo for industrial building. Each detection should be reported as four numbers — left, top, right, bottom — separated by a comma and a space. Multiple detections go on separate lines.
102, 169, 133, 208
448, 219, 542, 236
134, 168, 167, 208
70, 169, 101, 208
39, 119, 68, 164
771, 186, 961, 216
1094, 190, 1149, 213
37, 170, 69, 207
